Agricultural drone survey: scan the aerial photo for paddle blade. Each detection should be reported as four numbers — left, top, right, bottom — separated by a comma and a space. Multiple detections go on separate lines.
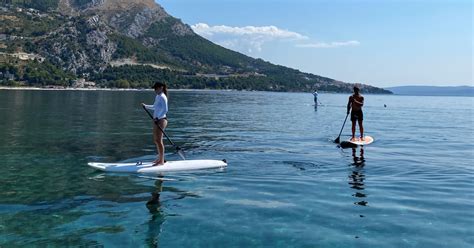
339, 141, 357, 149
334, 137, 340, 143
176, 148, 186, 160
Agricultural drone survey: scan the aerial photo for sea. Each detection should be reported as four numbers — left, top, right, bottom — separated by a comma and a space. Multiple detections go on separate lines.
0, 89, 473, 247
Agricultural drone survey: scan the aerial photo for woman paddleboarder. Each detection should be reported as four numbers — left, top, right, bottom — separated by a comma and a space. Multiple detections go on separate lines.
143, 82, 168, 166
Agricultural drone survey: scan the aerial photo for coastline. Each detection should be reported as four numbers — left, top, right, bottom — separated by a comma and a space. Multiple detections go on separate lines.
0, 86, 394, 95
0, 86, 152, 92
0, 86, 324, 94
0, 86, 246, 93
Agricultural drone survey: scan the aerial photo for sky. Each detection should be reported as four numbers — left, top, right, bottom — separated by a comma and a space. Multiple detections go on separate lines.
157, 0, 473, 87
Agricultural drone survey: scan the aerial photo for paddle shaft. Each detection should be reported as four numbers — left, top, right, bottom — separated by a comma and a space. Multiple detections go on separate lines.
335, 112, 350, 143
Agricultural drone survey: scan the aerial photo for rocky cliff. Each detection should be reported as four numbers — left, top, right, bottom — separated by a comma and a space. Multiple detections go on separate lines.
0, 0, 391, 93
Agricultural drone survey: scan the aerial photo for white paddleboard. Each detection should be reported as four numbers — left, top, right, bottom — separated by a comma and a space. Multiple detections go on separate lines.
88, 159, 227, 173
340, 136, 374, 147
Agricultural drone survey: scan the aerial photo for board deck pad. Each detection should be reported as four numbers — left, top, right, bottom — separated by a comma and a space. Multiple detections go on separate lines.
340, 136, 374, 148
88, 159, 227, 173
347, 136, 374, 145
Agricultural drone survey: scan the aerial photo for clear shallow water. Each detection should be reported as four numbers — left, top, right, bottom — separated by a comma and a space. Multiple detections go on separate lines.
0, 89, 473, 247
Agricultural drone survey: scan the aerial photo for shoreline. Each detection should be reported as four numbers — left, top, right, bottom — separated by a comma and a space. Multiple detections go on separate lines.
0, 86, 234, 92
0, 86, 395, 95
0, 86, 152, 92
0, 86, 332, 94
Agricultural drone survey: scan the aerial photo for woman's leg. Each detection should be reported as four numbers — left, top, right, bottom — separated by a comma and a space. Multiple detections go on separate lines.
153, 119, 168, 165
152, 124, 161, 164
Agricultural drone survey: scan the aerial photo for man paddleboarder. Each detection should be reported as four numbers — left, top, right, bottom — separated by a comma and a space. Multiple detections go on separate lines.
347, 86, 364, 141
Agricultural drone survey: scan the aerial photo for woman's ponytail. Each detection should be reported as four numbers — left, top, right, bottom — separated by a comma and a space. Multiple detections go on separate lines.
162, 83, 168, 97
152, 81, 168, 97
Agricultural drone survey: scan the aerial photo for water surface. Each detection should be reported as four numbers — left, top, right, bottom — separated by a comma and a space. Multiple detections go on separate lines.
0, 89, 473, 247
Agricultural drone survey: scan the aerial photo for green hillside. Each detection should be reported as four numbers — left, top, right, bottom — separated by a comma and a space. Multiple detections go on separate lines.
0, 1, 392, 93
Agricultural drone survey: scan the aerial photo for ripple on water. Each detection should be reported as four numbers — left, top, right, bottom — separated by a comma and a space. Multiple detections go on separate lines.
0, 90, 473, 247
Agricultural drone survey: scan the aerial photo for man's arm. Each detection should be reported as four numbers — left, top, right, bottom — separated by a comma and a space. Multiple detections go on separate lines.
354, 96, 364, 106
347, 96, 352, 114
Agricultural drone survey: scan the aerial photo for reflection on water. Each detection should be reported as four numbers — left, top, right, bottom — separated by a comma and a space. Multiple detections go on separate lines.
349, 147, 367, 207
349, 147, 366, 240
146, 179, 164, 208
1, 90, 473, 247
145, 179, 165, 248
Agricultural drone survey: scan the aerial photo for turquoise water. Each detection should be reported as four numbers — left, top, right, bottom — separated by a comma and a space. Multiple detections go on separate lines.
0, 89, 473, 247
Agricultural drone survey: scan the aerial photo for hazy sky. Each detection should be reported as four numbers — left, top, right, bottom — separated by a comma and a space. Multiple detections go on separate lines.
158, 0, 472, 87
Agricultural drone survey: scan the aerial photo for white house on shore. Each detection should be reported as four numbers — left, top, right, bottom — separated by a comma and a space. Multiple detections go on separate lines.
0, 52, 45, 62
72, 79, 96, 88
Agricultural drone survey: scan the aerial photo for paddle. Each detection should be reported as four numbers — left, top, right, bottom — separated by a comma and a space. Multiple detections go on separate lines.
334, 112, 350, 143
142, 105, 186, 160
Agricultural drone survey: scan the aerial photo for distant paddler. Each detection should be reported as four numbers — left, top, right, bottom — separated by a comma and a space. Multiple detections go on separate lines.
347, 86, 365, 141
312, 90, 319, 105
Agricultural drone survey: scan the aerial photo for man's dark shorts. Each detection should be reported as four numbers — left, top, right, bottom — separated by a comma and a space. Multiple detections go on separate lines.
351, 110, 363, 122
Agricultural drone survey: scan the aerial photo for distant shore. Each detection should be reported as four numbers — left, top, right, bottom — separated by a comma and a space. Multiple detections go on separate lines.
0, 86, 246, 93
385, 85, 474, 97
0, 86, 338, 94
0, 86, 393, 94
0, 86, 150, 91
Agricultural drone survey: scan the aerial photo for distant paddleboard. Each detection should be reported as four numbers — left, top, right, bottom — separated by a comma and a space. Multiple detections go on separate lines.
88, 159, 227, 173
340, 136, 374, 148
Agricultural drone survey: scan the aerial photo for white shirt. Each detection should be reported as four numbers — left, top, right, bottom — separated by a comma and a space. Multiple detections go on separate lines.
144, 93, 168, 119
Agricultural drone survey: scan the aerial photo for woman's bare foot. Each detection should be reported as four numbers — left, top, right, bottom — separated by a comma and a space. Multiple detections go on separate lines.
152, 158, 162, 166
350, 137, 358, 142
152, 159, 165, 166
360, 136, 365, 141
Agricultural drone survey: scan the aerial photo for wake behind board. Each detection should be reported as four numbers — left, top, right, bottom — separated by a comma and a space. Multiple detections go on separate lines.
88, 159, 227, 173
340, 136, 374, 148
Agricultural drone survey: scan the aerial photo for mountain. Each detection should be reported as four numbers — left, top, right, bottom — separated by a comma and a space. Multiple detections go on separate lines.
385, 86, 474, 96
0, 0, 391, 93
